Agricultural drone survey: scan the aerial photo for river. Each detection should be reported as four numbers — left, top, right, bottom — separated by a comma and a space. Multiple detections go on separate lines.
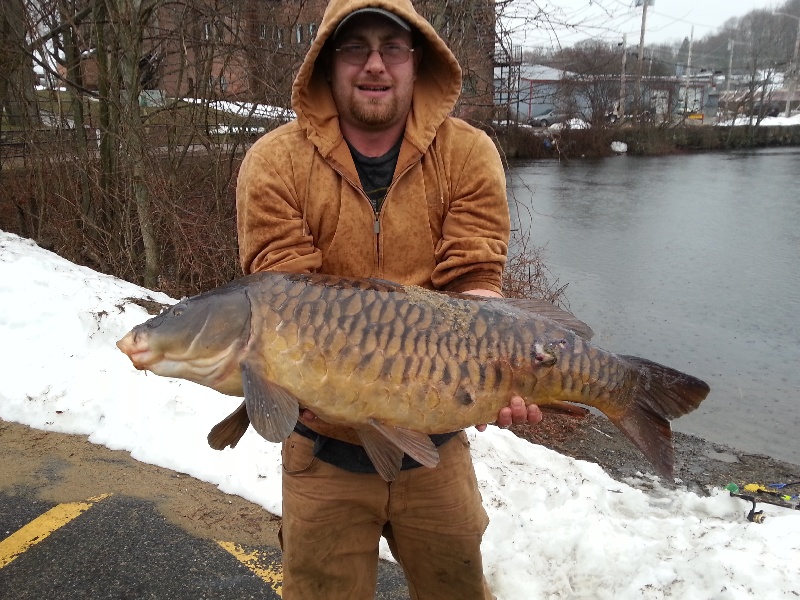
508, 147, 800, 466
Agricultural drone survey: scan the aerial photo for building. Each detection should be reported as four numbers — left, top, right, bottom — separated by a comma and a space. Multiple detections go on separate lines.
70, 0, 497, 121
496, 63, 723, 124
495, 65, 582, 123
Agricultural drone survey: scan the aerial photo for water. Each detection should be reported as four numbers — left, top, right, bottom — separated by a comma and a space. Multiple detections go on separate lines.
508, 148, 800, 465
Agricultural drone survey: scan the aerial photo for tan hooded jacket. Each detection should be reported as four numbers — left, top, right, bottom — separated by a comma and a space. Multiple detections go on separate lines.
236, 0, 509, 294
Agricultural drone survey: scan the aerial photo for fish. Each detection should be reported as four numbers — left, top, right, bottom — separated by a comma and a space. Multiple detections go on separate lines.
116, 271, 710, 481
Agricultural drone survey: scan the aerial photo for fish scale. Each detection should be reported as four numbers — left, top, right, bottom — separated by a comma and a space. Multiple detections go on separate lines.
117, 271, 710, 479
251, 276, 574, 431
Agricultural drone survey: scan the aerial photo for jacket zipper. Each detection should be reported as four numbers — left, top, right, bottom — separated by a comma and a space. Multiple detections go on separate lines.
373, 161, 417, 272
331, 158, 418, 276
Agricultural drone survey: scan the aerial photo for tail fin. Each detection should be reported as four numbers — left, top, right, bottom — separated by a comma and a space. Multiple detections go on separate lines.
608, 356, 710, 478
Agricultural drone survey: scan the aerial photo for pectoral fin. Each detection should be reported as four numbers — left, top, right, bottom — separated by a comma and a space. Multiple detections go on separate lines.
241, 361, 299, 443
207, 401, 250, 450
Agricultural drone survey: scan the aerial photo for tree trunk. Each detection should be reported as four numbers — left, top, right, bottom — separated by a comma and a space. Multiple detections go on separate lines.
114, 0, 160, 288
60, 4, 96, 236
0, 0, 40, 127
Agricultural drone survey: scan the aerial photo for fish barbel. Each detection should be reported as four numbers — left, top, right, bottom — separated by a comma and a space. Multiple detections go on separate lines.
116, 271, 710, 481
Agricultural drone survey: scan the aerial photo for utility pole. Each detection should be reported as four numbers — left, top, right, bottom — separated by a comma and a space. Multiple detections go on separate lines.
634, 0, 651, 121
618, 33, 627, 121
726, 38, 735, 116
683, 26, 694, 121
790, 23, 800, 118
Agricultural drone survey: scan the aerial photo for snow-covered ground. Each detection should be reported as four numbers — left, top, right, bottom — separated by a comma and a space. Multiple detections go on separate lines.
184, 98, 295, 122
1, 230, 798, 598
718, 113, 800, 127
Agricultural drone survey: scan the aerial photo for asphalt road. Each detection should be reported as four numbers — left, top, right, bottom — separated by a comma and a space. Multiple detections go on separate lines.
0, 419, 410, 599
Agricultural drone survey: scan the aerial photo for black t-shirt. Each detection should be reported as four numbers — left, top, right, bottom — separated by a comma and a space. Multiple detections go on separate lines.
347, 136, 403, 213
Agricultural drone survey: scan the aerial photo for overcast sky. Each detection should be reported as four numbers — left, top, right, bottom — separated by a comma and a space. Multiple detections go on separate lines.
506, 0, 793, 49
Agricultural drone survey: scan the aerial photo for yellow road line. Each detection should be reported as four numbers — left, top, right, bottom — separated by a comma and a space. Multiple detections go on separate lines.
217, 540, 283, 597
0, 493, 112, 568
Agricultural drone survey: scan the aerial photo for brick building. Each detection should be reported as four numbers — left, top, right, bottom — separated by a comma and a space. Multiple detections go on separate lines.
77, 0, 497, 121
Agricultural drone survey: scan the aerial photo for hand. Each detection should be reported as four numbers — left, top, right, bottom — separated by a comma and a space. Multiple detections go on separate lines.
475, 396, 542, 432
299, 408, 318, 423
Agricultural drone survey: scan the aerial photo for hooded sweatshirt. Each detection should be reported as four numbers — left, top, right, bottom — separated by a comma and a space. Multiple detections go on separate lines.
236, 0, 509, 294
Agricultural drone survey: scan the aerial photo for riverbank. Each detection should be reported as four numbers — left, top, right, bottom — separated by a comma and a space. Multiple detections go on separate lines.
493, 123, 800, 160
512, 412, 800, 504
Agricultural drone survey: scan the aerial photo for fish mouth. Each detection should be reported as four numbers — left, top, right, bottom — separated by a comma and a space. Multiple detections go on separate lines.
116, 327, 244, 390
116, 330, 160, 370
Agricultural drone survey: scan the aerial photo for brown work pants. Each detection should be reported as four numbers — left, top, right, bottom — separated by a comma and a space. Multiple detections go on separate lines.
279, 430, 494, 600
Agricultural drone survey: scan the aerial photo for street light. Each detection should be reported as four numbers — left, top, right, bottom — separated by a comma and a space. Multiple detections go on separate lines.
775, 12, 800, 118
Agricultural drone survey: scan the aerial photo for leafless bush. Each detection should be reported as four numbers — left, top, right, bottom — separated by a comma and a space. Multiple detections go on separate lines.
502, 232, 568, 307
2, 151, 240, 298
152, 159, 240, 298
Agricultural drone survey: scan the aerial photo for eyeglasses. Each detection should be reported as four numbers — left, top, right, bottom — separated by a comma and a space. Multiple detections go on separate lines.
334, 44, 415, 66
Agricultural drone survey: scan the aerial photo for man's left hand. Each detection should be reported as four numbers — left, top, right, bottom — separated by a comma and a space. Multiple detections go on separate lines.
475, 395, 542, 432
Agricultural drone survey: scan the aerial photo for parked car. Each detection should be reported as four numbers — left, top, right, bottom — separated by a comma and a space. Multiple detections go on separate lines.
529, 109, 568, 128
549, 118, 590, 131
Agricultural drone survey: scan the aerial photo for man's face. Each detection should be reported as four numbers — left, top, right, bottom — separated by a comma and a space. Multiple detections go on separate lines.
329, 15, 418, 134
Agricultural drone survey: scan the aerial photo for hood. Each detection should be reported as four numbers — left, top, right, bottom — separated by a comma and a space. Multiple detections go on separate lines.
291, 0, 463, 157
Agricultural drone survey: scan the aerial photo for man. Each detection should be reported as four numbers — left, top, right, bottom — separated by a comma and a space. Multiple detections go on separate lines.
236, 0, 541, 597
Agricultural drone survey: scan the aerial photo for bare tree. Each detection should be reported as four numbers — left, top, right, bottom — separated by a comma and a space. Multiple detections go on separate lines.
1, 0, 40, 127
549, 40, 622, 125
3, 0, 568, 297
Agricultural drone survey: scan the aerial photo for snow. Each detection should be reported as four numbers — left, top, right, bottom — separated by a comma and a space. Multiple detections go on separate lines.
611, 141, 629, 153
549, 118, 590, 131
1, 229, 798, 598
184, 98, 295, 122
717, 113, 800, 127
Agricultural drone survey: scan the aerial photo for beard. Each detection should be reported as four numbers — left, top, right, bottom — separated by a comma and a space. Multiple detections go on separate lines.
349, 95, 401, 130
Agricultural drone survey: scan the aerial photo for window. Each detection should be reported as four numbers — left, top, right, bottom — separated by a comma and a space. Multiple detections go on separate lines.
462, 74, 477, 95
308, 23, 317, 40
295, 24, 304, 45
260, 24, 268, 40
204, 21, 222, 42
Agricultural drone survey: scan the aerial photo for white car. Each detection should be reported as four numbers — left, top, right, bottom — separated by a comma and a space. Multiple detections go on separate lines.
549, 118, 590, 131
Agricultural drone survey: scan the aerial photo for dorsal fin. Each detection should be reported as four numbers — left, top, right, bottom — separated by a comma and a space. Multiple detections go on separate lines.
276, 272, 594, 339
497, 298, 594, 340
